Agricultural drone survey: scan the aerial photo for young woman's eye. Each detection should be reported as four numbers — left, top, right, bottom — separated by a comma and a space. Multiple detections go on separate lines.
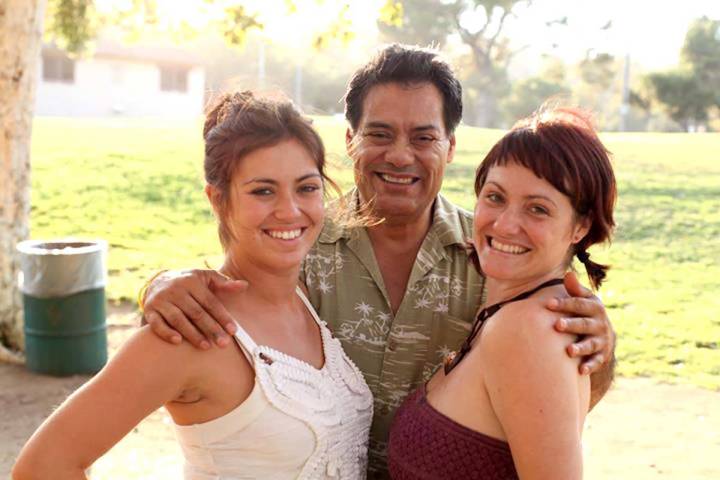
299, 184, 321, 194
485, 192, 503, 204
250, 188, 273, 196
530, 205, 550, 215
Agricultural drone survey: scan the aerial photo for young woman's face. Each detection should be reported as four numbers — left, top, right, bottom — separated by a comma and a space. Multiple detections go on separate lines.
473, 162, 589, 285
212, 139, 325, 272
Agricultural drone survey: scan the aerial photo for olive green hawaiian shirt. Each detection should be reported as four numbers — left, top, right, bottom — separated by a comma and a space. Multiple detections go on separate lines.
300, 190, 486, 479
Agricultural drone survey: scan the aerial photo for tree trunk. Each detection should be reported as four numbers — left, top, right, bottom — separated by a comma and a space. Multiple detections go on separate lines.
0, 0, 47, 358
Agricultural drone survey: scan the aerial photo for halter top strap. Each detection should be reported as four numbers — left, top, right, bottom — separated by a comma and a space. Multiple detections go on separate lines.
444, 277, 565, 375
230, 287, 322, 365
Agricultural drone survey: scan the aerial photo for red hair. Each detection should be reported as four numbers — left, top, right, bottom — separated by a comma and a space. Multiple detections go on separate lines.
474, 107, 617, 289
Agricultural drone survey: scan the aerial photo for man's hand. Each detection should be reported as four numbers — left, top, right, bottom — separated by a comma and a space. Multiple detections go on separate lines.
141, 269, 248, 349
548, 272, 615, 375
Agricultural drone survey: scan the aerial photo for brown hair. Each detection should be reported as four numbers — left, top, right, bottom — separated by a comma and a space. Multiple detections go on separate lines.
203, 90, 338, 249
344, 44, 463, 135
473, 107, 617, 289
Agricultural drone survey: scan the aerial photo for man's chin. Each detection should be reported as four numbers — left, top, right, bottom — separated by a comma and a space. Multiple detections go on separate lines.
372, 200, 425, 222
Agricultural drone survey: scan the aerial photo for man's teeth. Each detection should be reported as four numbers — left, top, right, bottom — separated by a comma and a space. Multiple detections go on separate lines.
267, 229, 302, 240
491, 239, 529, 254
379, 173, 414, 184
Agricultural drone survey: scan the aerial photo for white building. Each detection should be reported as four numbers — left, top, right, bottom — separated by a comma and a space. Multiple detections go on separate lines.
35, 40, 205, 117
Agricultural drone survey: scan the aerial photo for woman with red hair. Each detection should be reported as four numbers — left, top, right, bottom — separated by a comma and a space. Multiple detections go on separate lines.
389, 106, 617, 479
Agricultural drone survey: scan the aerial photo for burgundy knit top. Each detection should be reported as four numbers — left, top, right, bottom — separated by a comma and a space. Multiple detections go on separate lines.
388, 386, 518, 479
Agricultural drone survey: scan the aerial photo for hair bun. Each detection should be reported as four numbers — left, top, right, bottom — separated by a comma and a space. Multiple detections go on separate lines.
203, 90, 255, 139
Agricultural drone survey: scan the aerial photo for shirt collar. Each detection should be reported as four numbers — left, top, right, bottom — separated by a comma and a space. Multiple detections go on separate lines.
318, 188, 471, 247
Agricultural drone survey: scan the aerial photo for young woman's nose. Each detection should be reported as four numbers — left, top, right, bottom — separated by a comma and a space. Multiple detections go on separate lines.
493, 207, 522, 234
274, 191, 302, 220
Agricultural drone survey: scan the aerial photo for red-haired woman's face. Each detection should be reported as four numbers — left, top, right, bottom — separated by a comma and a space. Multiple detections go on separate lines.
473, 162, 589, 286
208, 139, 325, 272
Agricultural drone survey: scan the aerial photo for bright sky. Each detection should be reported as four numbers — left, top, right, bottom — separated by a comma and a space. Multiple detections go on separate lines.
508, 0, 720, 70
99, 0, 720, 70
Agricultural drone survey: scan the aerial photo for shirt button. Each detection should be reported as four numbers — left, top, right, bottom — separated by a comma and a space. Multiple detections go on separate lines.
387, 339, 398, 351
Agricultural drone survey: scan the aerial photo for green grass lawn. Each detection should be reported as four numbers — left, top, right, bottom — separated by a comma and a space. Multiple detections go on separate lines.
30, 116, 720, 390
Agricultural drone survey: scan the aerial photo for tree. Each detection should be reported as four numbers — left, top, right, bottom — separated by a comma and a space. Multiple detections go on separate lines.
380, 0, 531, 127
646, 70, 714, 131
0, 0, 397, 356
681, 17, 720, 106
644, 17, 720, 131
502, 59, 569, 122
0, 0, 48, 360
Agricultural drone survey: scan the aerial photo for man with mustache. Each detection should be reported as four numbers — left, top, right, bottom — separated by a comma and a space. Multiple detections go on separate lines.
142, 44, 615, 478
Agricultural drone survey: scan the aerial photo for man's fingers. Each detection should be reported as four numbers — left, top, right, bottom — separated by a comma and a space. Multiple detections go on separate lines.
145, 310, 181, 345
180, 291, 232, 347
555, 315, 604, 335
191, 283, 238, 337
563, 271, 592, 298
567, 335, 605, 358
578, 352, 605, 375
548, 296, 602, 319
157, 303, 211, 350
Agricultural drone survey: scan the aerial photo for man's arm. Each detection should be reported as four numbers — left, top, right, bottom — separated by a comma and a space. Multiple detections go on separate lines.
141, 269, 247, 349
549, 272, 616, 404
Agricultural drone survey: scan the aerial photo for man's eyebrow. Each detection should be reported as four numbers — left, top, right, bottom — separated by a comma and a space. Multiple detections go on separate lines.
412, 124, 441, 132
363, 122, 441, 133
364, 121, 393, 130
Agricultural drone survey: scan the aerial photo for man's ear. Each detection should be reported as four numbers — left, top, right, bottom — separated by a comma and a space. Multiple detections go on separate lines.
345, 127, 354, 152
446, 133, 456, 164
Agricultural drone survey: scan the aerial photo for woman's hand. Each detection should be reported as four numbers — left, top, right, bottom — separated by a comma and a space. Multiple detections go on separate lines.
142, 269, 248, 349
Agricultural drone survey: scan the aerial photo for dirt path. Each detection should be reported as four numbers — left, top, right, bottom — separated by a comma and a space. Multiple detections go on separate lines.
2, 308, 719, 479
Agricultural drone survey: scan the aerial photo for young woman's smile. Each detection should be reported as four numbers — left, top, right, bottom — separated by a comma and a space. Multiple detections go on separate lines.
210, 139, 325, 272
474, 162, 589, 291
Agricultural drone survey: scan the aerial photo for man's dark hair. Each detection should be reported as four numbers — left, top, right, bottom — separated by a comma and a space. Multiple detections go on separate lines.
344, 44, 463, 135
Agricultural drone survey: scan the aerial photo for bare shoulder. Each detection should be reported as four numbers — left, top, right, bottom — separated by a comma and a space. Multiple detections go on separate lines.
479, 290, 577, 367
110, 326, 226, 388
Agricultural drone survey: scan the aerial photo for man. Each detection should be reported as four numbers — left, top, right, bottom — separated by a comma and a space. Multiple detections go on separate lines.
143, 44, 614, 478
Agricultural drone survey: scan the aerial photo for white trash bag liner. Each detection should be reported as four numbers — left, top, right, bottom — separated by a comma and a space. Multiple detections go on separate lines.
17, 240, 107, 298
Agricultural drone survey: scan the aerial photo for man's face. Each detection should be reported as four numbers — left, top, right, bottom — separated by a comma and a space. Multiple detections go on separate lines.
346, 82, 455, 225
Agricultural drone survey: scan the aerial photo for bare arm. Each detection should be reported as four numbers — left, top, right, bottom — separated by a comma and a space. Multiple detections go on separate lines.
142, 269, 247, 348
481, 303, 590, 480
12, 328, 194, 480
549, 272, 616, 403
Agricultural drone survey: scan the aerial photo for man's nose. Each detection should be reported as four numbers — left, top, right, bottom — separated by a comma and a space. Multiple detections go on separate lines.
385, 139, 415, 168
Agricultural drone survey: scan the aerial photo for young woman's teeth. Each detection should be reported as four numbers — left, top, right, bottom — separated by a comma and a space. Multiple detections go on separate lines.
491, 238, 529, 254
380, 173, 414, 184
267, 229, 302, 240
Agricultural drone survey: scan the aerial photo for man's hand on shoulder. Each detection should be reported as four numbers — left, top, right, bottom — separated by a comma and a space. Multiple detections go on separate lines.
141, 269, 248, 349
547, 272, 616, 407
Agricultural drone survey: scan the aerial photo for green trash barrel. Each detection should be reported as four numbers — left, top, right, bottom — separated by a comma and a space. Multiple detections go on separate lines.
17, 240, 108, 376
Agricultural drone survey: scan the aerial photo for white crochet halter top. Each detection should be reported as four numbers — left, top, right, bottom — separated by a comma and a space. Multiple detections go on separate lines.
172, 288, 373, 479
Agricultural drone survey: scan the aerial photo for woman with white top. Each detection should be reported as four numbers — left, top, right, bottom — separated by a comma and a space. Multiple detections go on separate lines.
13, 91, 373, 480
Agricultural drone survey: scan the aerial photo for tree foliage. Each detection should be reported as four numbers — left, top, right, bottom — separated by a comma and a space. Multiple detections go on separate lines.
645, 17, 720, 130
379, 0, 531, 126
